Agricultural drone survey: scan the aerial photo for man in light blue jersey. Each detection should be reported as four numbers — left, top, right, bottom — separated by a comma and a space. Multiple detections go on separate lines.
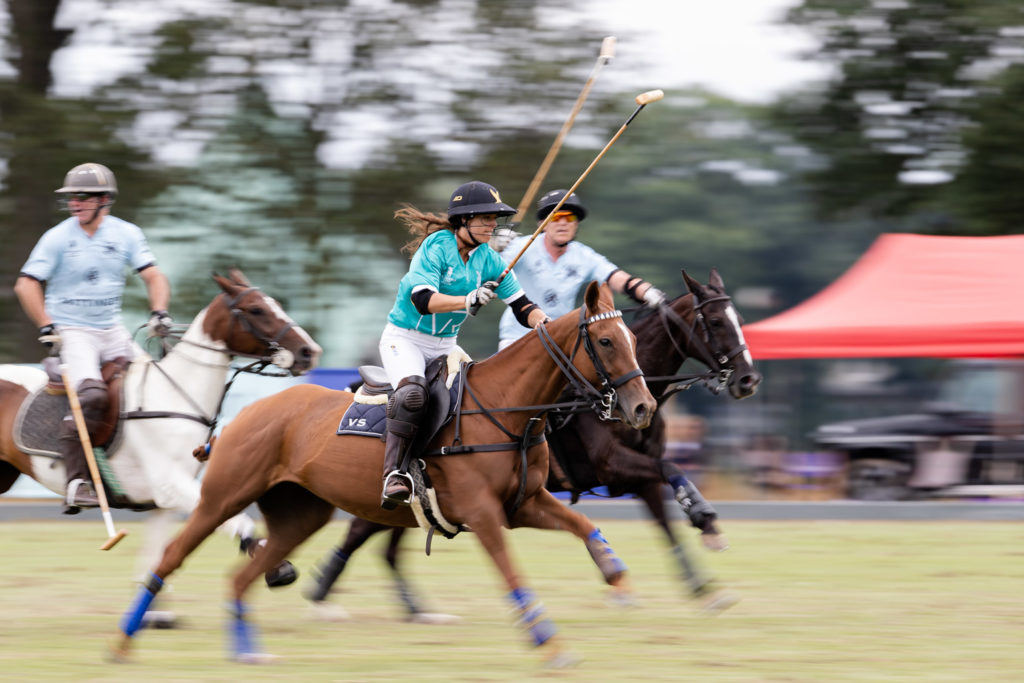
14, 163, 172, 514
378, 181, 551, 508
494, 189, 665, 350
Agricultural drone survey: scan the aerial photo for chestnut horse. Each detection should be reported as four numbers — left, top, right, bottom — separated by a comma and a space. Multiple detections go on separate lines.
0, 269, 321, 614
115, 281, 656, 665
305, 268, 760, 618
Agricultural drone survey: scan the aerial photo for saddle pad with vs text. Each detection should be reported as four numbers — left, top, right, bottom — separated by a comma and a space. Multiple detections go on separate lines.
336, 402, 387, 438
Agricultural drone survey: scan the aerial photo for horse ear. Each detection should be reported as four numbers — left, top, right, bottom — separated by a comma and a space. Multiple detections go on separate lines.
709, 267, 724, 290
228, 268, 251, 287
584, 280, 601, 312
681, 269, 700, 295
211, 271, 234, 293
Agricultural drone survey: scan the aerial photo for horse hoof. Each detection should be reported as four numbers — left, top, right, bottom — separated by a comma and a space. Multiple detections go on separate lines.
606, 588, 639, 608
234, 652, 281, 664
543, 649, 582, 669
265, 561, 298, 588
141, 610, 178, 629
701, 533, 729, 552
408, 612, 462, 625
308, 600, 351, 622
701, 590, 740, 614
108, 636, 132, 663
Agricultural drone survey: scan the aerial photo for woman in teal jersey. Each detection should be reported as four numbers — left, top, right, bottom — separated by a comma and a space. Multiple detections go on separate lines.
378, 181, 550, 508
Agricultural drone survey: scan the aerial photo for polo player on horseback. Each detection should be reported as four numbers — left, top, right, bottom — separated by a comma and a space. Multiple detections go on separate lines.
13, 163, 172, 514
377, 181, 551, 508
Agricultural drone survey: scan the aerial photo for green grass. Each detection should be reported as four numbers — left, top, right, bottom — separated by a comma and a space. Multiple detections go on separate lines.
1, 518, 1022, 682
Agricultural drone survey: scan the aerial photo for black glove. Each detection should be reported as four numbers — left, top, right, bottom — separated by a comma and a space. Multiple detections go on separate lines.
147, 310, 174, 337
38, 324, 60, 349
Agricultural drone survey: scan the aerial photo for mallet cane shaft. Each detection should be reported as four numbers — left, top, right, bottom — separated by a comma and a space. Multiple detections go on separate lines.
60, 366, 127, 550
499, 89, 665, 282
510, 36, 616, 226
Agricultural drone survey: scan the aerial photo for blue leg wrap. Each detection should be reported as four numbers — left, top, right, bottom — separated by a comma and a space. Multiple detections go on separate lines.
227, 599, 260, 657
507, 588, 557, 647
668, 474, 689, 490
120, 573, 164, 637
587, 528, 628, 575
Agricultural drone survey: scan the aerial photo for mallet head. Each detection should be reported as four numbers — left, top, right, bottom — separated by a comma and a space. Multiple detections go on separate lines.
635, 89, 664, 105
600, 36, 616, 62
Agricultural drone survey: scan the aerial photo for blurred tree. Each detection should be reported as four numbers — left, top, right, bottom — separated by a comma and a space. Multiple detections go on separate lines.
776, 0, 1024, 231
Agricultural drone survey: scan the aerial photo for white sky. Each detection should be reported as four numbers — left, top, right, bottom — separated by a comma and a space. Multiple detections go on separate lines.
586, 0, 830, 102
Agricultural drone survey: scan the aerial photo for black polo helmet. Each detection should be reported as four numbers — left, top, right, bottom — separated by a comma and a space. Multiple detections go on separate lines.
536, 188, 587, 221
447, 181, 516, 219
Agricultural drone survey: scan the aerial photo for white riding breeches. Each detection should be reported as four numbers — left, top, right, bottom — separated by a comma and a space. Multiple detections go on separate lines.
378, 322, 457, 388
59, 325, 142, 389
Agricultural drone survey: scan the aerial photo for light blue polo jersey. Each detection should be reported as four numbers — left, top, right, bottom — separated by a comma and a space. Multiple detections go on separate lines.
387, 229, 524, 337
20, 215, 156, 328
498, 235, 618, 344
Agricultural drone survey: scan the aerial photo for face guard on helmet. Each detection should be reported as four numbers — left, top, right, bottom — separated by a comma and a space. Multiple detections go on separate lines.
55, 163, 118, 212
447, 181, 516, 226
536, 188, 587, 222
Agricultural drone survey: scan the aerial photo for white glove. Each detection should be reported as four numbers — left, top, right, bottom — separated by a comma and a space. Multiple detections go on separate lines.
642, 286, 666, 308
465, 282, 498, 315
489, 228, 518, 253
147, 310, 174, 337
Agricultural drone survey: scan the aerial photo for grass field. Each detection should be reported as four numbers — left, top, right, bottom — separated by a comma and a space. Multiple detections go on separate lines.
1, 516, 1022, 682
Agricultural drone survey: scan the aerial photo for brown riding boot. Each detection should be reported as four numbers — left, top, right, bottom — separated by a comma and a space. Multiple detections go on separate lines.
381, 428, 414, 509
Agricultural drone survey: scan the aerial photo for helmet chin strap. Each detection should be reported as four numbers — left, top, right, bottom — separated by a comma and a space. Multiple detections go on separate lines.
460, 217, 485, 247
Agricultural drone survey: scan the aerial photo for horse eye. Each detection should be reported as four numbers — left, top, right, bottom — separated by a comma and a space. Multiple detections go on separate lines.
599, 338, 612, 347
709, 318, 724, 328
248, 306, 265, 316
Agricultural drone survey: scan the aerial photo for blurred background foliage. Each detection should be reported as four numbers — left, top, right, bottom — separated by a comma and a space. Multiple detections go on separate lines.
2, 0, 1024, 447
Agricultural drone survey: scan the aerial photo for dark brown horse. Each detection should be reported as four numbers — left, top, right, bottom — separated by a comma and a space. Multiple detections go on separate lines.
115, 282, 656, 665
0, 270, 321, 600
304, 269, 760, 618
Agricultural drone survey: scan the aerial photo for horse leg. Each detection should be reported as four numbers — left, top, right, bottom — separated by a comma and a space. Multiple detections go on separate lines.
464, 497, 577, 667
134, 509, 180, 629
305, 517, 389, 607
509, 488, 631, 602
229, 483, 336, 662
383, 526, 461, 625
115, 492, 250, 659
637, 483, 739, 613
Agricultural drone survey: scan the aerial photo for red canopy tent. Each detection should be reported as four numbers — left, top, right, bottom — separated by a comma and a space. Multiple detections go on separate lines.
742, 233, 1024, 359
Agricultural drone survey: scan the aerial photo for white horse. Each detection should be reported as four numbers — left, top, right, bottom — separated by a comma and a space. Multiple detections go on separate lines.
0, 269, 322, 619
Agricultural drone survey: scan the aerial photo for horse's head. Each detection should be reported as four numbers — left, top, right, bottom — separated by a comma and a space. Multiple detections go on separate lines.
204, 269, 322, 375
569, 281, 658, 430
680, 268, 761, 399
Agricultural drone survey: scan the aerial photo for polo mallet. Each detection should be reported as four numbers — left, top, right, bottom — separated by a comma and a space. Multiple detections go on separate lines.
508, 36, 616, 227
480, 88, 665, 310
60, 366, 127, 550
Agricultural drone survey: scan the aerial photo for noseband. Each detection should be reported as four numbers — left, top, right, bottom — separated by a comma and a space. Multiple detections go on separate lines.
536, 306, 644, 420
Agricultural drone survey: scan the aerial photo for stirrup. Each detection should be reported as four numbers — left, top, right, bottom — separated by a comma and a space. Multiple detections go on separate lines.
381, 471, 414, 509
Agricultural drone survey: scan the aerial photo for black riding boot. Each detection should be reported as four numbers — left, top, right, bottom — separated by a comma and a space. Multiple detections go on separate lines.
381, 375, 428, 509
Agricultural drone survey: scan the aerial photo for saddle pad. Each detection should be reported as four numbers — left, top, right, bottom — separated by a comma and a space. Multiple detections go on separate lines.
13, 387, 69, 458
336, 402, 387, 438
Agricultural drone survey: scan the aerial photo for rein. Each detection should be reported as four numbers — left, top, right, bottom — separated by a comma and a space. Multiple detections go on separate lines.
429, 305, 644, 521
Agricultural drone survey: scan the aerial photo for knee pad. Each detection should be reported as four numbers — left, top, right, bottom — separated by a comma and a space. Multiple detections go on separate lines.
387, 375, 429, 422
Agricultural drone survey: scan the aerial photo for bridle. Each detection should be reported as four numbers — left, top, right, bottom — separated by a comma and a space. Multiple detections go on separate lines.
436, 304, 646, 523
644, 291, 749, 397
536, 306, 644, 420
219, 287, 298, 368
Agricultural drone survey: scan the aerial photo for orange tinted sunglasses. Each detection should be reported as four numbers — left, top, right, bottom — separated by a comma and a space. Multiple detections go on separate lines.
550, 211, 578, 223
